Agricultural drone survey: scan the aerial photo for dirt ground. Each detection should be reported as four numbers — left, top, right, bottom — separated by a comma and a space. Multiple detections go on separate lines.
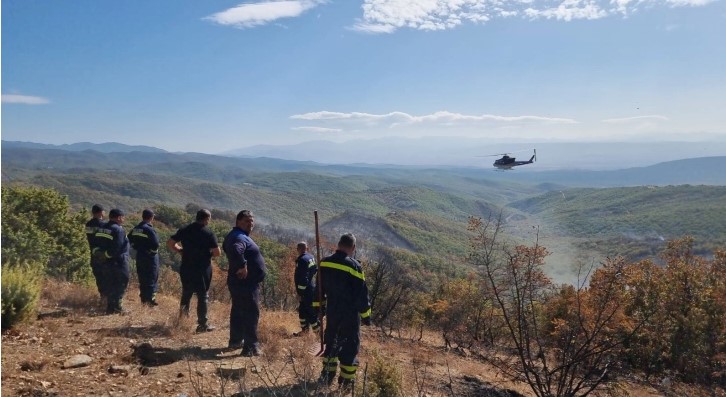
1, 281, 722, 397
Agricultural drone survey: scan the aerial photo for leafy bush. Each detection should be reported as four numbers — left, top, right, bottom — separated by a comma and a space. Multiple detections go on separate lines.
1, 185, 91, 283
1, 264, 42, 330
358, 350, 404, 397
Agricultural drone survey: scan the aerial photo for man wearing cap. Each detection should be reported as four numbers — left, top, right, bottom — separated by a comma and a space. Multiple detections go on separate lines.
128, 209, 160, 306
167, 209, 221, 333
94, 209, 130, 314
223, 210, 267, 356
85, 204, 107, 299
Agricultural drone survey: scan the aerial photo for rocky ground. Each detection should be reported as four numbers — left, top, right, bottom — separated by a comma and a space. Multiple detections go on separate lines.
1, 280, 721, 397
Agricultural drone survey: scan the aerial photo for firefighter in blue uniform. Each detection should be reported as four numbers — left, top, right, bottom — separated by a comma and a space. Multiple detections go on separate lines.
85, 204, 107, 299
316, 233, 372, 391
95, 209, 130, 314
293, 241, 319, 336
223, 210, 267, 356
128, 209, 160, 306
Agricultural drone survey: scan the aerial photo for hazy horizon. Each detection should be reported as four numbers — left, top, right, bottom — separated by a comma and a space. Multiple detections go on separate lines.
5, 137, 726, 171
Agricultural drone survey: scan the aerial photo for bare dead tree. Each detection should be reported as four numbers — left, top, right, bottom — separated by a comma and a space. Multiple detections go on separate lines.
468, 214, 648, 397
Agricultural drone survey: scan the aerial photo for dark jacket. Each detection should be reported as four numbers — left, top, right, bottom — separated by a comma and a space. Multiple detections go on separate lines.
223, 227, 267, 289
316, 250, 371, 322
85, 217, 104, 249
94, 220, 129, 265
128, 221, 160, 260
294, 252, 317, 295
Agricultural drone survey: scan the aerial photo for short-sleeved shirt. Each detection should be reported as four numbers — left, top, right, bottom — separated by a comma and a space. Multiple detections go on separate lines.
170, 222, 218, 269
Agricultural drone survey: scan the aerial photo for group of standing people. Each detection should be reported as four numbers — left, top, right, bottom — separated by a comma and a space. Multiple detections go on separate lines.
86, 205, 159, 314
85, 205, 372, 390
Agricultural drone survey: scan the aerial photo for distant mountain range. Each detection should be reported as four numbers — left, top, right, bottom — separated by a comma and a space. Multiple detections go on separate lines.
1, 140, 167, 153
3, 140, 726, 187
222, 138, 726, 170
3, 140, 724, 282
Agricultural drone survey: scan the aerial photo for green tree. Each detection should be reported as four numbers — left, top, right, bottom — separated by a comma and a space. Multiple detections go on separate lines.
1, 186, 91, 283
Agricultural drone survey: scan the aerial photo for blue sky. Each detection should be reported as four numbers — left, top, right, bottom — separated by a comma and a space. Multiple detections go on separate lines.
2, 0, 725, 154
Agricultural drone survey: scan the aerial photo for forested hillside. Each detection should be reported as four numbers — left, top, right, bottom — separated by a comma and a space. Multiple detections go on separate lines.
3, 144, 726, 396
3, 143, 726, 270
509, 185, 726, 259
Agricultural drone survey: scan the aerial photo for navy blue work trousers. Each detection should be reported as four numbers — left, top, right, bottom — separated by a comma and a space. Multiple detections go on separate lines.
91, 258, 108, 297
297, 289, 318, 327
105, 257, 130, 311
323, 313, 361, 368
136, 255, 159, 303
228, 284, 261, 350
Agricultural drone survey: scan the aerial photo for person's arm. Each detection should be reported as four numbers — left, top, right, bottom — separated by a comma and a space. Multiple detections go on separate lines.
353, 262, 372, 325
307, 256, 317, 286
294, 257, 306, 292
166, 238, 182, 253
222, 232, 247, 279
167, 228, 183, 253
148, 227, 160, 252
209, 232, 221, 257
106, 225, 125, 259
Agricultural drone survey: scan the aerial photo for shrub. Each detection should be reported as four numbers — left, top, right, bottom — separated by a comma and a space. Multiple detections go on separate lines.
1, 264, 42, 330
358, 350, 404, 397
1, 185, 90, 283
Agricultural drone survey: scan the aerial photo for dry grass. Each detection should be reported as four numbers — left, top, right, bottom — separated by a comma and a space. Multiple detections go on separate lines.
156, 264, 182, 295
8, 278, 724, 397
40, 279, 102, 312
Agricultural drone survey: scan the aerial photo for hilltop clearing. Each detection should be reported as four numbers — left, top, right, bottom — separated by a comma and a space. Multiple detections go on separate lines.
3, 280, 720, 397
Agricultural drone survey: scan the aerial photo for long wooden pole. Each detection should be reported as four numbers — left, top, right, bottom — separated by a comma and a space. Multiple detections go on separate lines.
314, 210, 324, 355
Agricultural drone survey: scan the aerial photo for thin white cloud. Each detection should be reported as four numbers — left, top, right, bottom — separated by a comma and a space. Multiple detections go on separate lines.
351, 0, 717, 33
601, 115, 669, 123
2, 94, 50, 105
292, 126, 343, 133
291, 110, 577, 126
204, 0, 326, 29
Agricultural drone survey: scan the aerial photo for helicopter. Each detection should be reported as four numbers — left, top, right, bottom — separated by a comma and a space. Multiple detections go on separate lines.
488, 149, 537, 170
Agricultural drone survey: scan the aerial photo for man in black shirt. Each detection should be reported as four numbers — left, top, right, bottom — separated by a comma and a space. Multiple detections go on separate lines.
85, 204, 107, 299
167, 209, 221, 332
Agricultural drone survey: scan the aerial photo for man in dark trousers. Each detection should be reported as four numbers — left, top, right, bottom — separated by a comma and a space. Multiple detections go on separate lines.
85, 204, 107, 300
167, 209, 221, 333
316, 233, 372, 391
94, 209, 130, 314
223, 210, 267, 356
128, 209, 160, 306
293, 241, 319, 336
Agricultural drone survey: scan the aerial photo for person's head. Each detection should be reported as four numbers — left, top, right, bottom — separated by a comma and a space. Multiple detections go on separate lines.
235, 210, 254, 233
196, 209, 212, 224
337, 233, 356, 256
142, 208, 155, 222
91, 204, 105, 219
109, 208, 125, 224
296, 241, 308, 255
